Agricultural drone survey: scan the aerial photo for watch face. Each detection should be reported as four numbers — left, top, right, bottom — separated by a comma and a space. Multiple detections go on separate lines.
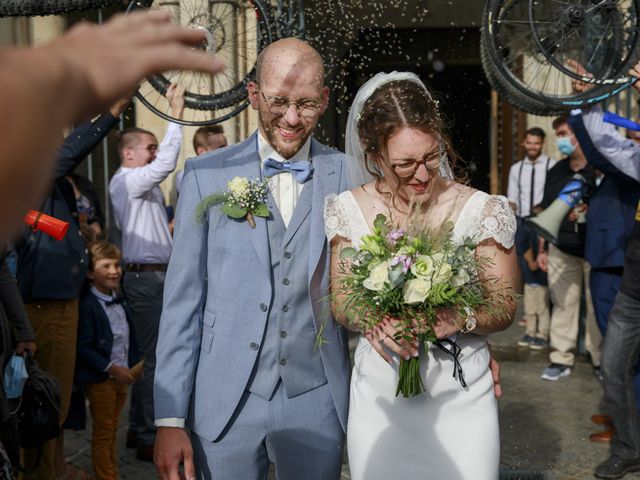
465, 316, 477, 331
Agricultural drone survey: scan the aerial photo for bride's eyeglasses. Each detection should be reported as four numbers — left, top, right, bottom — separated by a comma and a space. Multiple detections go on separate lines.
391, 150, 446, 178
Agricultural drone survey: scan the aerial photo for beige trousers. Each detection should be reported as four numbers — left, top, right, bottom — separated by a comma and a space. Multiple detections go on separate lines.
21, 299, 78, 480
86, 380, 128, 480
547, 244, 601, 367
524, 284, 551, 339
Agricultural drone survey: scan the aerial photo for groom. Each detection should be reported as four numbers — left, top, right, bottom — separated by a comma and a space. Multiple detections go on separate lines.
153, 38, 351, 479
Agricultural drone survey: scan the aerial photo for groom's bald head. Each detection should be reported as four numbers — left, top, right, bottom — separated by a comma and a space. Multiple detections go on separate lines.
256, 38, 325, 89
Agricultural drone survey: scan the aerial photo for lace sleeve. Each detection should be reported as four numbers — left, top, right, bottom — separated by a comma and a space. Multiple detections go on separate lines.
474, 195, 516, 249
324, 194, 352, 241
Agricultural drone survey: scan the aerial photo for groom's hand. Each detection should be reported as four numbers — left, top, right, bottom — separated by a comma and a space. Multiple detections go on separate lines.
155, 427, 195, 480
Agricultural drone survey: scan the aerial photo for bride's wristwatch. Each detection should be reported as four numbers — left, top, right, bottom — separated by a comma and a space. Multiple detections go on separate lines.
460, 310, 477, 334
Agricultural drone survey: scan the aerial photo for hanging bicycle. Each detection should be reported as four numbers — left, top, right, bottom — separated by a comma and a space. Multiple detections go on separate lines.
1, 0, 306, 126
480, 0, 640, 115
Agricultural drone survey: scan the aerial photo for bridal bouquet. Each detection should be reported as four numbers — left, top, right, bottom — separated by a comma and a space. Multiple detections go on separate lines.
334, 214, 507, 398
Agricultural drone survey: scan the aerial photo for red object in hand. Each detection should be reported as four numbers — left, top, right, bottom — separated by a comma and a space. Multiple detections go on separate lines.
23, 210, 69, 240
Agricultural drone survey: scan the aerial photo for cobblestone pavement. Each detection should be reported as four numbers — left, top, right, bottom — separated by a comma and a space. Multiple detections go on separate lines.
65, 306, 640, 479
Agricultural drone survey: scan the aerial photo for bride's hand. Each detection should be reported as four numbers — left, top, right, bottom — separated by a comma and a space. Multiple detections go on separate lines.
433, 308, 461, 339
364, 316, 418, 364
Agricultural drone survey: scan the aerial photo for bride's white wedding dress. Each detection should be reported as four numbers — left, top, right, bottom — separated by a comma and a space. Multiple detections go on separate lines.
324, 189, 516, 480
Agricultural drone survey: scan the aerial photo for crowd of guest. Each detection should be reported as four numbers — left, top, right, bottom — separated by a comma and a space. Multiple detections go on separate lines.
507, 85, 640, 477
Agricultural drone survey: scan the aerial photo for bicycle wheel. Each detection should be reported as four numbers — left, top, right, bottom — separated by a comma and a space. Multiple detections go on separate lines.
481, 0, 629, 115
0, 0, 122, 17
129, 0, 272, 126
529, 0, 640, 85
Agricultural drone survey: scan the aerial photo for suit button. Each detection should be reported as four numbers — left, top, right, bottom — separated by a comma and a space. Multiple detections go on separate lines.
250, 342, 259, 351
282, 278, 290, 285
260, 303, 268, 312
280, 331, 287, 339
279, 359, 287, 366
284, 251, 292, 259
282, 305, 289, 312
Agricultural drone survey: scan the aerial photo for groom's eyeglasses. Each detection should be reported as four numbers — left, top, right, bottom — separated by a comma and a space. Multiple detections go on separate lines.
259, 90, 323, 119
391, 150, 446, 178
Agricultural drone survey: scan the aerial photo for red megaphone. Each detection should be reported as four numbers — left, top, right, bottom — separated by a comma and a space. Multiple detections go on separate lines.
23, 210, 69, 241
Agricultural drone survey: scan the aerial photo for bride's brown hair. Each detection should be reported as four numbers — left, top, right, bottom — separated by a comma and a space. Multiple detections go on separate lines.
356, 79, 461, 208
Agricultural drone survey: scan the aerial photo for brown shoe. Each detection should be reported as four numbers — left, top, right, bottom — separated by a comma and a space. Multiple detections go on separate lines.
590, 429, 614, 444
136, 444, 155, 463
126, 429, 138, 449
591, 414, 613, 426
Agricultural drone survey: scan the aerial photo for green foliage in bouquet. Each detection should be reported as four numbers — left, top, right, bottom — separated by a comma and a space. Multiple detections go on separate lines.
333, 213, 513, 398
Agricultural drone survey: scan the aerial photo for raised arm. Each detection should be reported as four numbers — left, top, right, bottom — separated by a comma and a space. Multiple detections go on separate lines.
124, 85, 185, 197
0, 10, 224, 230
573, 105, 640, 183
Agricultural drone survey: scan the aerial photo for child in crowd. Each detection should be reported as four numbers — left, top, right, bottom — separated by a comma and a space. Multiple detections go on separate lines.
74, 241, 140, 480
517, 225, 551, 350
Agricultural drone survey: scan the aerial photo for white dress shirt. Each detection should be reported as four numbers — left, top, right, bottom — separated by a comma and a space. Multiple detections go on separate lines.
109, 122, 183, 263
91, 286, 130, 371
154, 131, 312, 429
507, 154, 556, 217
257, 131, 311, 227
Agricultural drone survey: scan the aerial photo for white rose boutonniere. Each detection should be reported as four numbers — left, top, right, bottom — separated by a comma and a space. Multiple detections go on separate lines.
195, 176, 270, 229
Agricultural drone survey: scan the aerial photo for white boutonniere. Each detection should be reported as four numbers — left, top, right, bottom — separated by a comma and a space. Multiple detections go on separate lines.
195, 176, 270, 229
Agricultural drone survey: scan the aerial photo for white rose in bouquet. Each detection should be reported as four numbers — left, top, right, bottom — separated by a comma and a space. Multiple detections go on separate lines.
431, 252, 453, 285
403, 277, 432, 304
363, 262, 389, 291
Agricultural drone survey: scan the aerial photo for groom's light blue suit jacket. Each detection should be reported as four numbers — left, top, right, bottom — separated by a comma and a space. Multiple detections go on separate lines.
154, 133, 351, 442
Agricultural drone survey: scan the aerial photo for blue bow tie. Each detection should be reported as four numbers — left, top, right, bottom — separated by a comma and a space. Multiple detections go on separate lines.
262, 158, 313, 184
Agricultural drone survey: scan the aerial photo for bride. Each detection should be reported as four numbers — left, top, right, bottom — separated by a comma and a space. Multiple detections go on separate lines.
324, 72, 518, 479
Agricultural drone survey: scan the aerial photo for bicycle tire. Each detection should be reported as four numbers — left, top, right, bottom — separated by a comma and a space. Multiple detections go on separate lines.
0, 0, 122, 17
129, 0, 272, 125
480, 0, 625, 115
479, 31, 569, 116
529, 0, 640, 86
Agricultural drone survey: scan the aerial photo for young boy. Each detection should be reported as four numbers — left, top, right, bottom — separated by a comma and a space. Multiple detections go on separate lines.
75, 241, 140, 480
517, 226, 551, 350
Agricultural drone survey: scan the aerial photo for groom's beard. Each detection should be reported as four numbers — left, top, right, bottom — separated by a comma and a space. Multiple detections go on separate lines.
259, 108, 315, 159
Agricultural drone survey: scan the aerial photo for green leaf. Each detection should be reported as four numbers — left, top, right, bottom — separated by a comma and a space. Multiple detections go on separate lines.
253, 203, 270, 218
194, 193, 227, 223
222, 203, 247, 219
373, 214, 387, 231
388, 262, 405, 287
340, 247, 358, 260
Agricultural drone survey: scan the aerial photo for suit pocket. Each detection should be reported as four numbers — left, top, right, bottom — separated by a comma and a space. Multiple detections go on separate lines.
201, 309, 216, 354
201, 329, 214, 353
203, 309, 217, 327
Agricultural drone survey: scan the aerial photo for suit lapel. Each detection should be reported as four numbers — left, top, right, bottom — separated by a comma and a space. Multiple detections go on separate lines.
307, 140, 340, 282
281, 180, 313, 249
220, 134, 271, 273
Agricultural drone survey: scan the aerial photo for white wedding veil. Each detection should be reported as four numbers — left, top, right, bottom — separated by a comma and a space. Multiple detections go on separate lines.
344, 71, 454, 187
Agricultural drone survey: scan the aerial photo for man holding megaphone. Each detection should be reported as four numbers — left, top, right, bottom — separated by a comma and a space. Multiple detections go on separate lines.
532, 116, 602, 383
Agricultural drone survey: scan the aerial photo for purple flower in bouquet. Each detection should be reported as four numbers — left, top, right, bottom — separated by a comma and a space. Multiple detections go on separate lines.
391, 254, 412, 273
387, 228, 405, 246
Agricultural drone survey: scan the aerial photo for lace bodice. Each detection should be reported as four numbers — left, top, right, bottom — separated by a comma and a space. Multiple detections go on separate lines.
324, 190, 516, 249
